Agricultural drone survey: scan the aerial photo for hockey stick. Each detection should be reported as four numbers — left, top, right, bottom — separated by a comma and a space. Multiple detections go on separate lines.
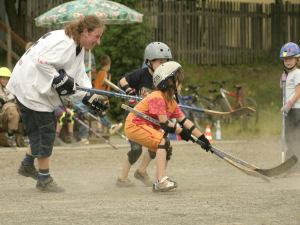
281, 71, 287, 162
76, 85, 254, 118
66, 97, 128, 142
120, 104, 269, 180
61, 107, 118, 150
103, 78, 126, 94
121, 104, 297, 178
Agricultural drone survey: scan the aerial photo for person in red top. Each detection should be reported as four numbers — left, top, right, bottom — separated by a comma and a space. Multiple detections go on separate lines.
125, 61, 212, 192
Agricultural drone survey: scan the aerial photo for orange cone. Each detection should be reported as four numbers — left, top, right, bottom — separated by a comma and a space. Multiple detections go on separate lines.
204, 125, 213, 143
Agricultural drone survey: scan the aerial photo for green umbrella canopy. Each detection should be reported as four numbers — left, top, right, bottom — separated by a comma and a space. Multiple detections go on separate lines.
35, 0, 143, 28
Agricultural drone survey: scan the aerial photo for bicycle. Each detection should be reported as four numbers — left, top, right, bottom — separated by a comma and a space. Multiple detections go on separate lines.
210, 80, 259, 125
179, 85, 218, 130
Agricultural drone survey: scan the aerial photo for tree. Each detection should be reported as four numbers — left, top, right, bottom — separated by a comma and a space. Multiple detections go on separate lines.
4, 0, 26, 40
93, 0, 152, 121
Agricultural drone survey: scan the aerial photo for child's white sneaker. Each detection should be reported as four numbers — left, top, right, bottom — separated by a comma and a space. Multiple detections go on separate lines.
152, 176, 177, 192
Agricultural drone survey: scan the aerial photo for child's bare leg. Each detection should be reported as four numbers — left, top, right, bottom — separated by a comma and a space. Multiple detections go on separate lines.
119, 156, 131, 179
138, 152, 152, 173
67, 123, 73, 133
103, 126, 108, 133
56, 122, 61, 134
156, 138, 167, 181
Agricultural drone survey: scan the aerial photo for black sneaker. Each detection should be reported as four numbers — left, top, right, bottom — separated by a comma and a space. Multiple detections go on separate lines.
18, 161, 38, 180
36, 176, 64, 192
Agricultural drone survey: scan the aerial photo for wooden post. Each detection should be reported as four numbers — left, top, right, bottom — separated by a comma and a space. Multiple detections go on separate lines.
6, 26, 12, 70
241, 83, 248, 131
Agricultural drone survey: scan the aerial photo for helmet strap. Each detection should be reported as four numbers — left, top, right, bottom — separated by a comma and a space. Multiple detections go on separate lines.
147, 61, 155, 73
282, 61, 296, 72
171, 76, 179, 103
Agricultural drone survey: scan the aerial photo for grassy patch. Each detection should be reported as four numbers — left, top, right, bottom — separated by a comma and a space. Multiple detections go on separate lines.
181, 62, 283, 138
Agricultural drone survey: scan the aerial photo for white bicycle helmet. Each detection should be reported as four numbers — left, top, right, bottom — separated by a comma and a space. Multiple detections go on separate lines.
144, 42, 172, 63
153, 61, 181, 90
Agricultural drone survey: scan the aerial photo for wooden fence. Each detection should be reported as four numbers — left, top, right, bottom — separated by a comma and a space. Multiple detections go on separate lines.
140, 0, 300, 64
2, 0, 300, 65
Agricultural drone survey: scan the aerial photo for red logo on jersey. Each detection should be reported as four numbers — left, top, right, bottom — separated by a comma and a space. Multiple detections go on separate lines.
37, 58, 48, 64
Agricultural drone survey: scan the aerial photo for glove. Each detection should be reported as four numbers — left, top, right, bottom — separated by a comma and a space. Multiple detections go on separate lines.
52, 69, 76, 96
82, 93, 109, 116
281, 100, 293, 115
179, 127, 191, 142
198, 134, 213, 153
126, 88, 137, 106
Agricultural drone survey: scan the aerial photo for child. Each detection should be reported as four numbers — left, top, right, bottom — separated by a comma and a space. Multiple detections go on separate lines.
124, 61, 212, 192
117, 42, 172, 187
0, 67, 29, 147
54, 105, 77, 145
280, 42, 300, 177
94, 55, 123, 134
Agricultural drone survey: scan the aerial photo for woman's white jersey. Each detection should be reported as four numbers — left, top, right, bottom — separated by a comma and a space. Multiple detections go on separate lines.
7, 30, 91, 112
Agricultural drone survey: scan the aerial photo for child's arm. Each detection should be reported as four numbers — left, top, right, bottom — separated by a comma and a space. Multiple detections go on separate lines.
291, 84, 300, 104
157, 115, 212, 152
177, 116, 212, 152
176, 116, 202, 137
282, 84, 300, 113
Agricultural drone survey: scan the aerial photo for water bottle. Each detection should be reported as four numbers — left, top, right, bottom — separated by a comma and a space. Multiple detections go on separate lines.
216, 120, 221, 140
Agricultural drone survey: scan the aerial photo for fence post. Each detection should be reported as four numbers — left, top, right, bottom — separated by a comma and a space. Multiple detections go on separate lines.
6, 26, 12, 70
241, 83, 248, 131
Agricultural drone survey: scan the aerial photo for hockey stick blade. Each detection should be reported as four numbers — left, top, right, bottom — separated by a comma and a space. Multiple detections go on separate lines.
254, 155, 297, 177
223, 157, 270, 182
204, 107, 255, 118
229, 107, 255, 118
211, 145, 297, 177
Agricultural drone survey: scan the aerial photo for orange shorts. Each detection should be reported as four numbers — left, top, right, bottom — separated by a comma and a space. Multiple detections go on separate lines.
125, 121, 164, 152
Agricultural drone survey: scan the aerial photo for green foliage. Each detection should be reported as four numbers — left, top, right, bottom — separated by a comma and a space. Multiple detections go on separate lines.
180, 62, 284, 137
92, 0, 152, 121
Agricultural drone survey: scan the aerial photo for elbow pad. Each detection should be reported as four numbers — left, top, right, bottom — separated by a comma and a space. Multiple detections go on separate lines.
160, 120, 177, 133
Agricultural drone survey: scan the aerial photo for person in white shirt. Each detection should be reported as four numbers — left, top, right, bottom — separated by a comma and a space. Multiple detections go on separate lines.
280, 42, 300, 177
7, 15, 107, 192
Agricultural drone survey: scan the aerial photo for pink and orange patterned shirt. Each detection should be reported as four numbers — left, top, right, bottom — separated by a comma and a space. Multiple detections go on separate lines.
126, 90, 184, 130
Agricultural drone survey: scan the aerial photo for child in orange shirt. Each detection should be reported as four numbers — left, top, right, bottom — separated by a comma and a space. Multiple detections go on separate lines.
94, 55, 122, 134
125, 61, 212, 192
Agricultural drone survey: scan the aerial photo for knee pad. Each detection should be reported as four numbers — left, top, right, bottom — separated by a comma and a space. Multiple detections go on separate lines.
158, 136, 172, 160
148, 149, 156, 159
127, 142, 142, 165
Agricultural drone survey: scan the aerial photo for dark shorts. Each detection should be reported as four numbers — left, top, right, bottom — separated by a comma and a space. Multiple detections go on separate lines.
16, 98, 57, 158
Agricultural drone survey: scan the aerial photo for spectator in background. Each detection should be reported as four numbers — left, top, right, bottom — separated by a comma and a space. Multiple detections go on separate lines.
94, 55, 122, 134
0, 67, 29, 147
54, 104, 77, 146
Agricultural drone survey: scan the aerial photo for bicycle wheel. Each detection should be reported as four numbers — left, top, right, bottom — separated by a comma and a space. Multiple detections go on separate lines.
191, 97, 217, 130
239, 97, 259, 125
214, 97, 231, 125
